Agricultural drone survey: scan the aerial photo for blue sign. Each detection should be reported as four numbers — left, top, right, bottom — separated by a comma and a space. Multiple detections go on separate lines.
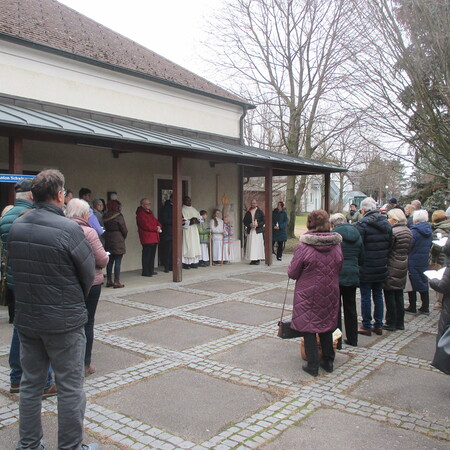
0, 174, 35, 183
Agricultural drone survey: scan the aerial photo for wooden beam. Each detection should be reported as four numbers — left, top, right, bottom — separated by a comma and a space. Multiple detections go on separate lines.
324, 173, 331, 213
264, 166, 273, 266
172, 156, 182, 282
8, 137, 23, 205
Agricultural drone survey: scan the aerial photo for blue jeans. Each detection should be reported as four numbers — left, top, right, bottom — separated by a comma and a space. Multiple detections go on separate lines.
360, 282, 384, 330
9, 327, 53, 388
106, 254, 123, 280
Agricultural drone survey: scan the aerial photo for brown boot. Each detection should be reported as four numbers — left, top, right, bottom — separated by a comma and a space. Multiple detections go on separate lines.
106, 278, 114, 288
113, 280, 124, 288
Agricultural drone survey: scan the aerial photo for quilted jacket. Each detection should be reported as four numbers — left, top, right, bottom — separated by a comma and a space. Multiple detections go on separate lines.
288, 232, 343, 334
384, 224, 412, 290
333, 223, 364, 287
355, 210, 392, 283
8, 202, 94, 334
408, 221, 433, 291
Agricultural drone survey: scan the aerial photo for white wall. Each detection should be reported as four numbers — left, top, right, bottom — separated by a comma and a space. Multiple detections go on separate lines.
0, 138, 241, 272
0, 41, 243, 138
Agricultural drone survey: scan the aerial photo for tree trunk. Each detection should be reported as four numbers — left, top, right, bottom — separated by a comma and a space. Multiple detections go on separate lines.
286, 175, 297, 238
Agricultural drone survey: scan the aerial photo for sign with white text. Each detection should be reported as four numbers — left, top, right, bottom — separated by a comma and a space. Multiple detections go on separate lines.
0, 174, 35, 183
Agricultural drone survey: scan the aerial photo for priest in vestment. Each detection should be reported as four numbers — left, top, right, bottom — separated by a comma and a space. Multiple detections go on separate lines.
182, 196, 202, 269
243, 198, 265, 265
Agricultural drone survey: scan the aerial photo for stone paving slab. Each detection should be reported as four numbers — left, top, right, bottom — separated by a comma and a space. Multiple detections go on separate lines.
230, 272, 288, 283
349, 362, 450, 421
210, 336, 349, 382
0, 319, 12, 345
192, 301, 279, 326
262, 409, 450, 449
95, 301, 149, 325
110, 317, 233, 351
94, 368, 278, 443
398, 332, 437, 360
249, 288, 290, 304
187, 279, 254, 294
123, 289, 212, 308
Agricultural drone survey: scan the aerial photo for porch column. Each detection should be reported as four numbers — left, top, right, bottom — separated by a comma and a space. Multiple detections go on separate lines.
264, 166, 273, 266
172, 156, 182, 282
8, 137, 23, 205
324, 172, 330, 213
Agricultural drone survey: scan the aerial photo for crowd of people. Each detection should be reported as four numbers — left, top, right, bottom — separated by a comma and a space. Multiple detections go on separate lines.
288, 198, 450, 377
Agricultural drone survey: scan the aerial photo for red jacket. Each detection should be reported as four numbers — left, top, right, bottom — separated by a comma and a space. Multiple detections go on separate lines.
136, 206, 161, 244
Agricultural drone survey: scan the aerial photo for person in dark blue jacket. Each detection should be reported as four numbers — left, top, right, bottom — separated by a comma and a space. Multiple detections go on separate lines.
331, 213, 364, 347
272, 201, 288, 261
355, 197, 392, 336
405, 209, 433, 314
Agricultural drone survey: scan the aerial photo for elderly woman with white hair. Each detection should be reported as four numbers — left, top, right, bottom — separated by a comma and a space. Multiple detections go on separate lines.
383, 209, 412, 330
330, 213, 364, 347
405, 209, 433, 314
66, 199, 109, 376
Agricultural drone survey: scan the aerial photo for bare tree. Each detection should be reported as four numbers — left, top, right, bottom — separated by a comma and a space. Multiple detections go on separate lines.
206, 0, 359, 237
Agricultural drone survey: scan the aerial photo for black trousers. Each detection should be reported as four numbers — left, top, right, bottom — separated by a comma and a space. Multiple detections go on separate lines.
272, 241, 285, 259
383, 289, 405, 328
160, 240, 172, 271
303, 331, 334, 370
338, 285, 358, 346
408, 290, 430, 312
142, 243, 157, 276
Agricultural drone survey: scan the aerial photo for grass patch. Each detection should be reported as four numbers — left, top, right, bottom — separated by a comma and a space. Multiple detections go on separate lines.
295, 214, 307, 228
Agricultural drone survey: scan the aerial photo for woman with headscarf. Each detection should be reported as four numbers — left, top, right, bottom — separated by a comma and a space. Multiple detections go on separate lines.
103, 199, 128, 288
288, 210, 343, 377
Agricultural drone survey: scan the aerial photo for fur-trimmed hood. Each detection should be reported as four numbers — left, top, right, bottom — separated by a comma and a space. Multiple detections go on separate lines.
300, 231, 342, 249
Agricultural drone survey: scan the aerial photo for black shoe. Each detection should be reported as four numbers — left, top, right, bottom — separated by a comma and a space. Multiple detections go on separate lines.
382, 324, 396, 331
164, 269, 170, 273
142, 274, 152, 277
302, 364, 318, 377
418, 309, 430, 315
404, 307, 417, 314
277, 257, 282, 261
396, 325, 405, 330
198, 261, 206, 267
254, 260, 260, 265
182, 264, 191, 270
320, 361, 333, 373
344, 339, 357, 347
191, 264, 198, 269
152, 272, 158, 275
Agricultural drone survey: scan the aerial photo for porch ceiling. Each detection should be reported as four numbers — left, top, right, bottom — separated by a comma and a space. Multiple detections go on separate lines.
0, 104, 346, 176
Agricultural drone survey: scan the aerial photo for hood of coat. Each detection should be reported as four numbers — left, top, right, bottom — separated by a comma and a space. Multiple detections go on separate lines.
333, 223, 360, 244
300, 231, 342, 252
433, 219, 450, 233
412, 220, 432, 238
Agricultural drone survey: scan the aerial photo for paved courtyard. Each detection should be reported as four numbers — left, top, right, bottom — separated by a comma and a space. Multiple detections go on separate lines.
0, 258, 449, 449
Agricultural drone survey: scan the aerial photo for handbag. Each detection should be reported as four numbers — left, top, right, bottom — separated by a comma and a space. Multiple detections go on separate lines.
277, 279, 303, 339
431, 327, 450, 375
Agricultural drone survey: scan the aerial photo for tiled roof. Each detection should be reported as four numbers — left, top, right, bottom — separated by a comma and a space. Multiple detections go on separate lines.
0, 0, 250, 106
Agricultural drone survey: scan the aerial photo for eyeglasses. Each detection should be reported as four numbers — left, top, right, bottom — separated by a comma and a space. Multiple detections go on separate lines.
60, 189, 67, 197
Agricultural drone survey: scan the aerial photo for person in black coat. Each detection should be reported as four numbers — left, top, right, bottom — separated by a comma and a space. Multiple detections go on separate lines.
160, 195, 173, 273
430, 238, 450, 374
355, 197, 392, 336
331, 213, 364, 347
272, 201, 288, 261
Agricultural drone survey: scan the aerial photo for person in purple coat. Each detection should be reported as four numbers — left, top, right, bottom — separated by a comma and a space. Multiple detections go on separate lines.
288, 210, 343, 377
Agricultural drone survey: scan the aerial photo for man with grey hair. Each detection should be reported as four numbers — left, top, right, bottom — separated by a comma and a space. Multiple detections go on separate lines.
355, 197, 392, 336
8, 169, 97, 450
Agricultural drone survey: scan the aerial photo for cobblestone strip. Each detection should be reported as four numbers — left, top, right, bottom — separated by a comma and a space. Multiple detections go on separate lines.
84, 357, 183, 398
329, 394, 450, 440
95, 310, 173, 333
0, 402, 19, 428
0, 344, 9, 357
84, 402, 197, 449
199, 395, 317, 449
185, 359, 297, 391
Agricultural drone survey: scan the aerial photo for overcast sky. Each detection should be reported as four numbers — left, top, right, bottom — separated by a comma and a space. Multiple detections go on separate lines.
58, 0, 223, 76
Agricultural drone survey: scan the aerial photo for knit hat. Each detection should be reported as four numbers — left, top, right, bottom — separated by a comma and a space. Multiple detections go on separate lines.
387, 208, 406, 223
389, 197, 398, 204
